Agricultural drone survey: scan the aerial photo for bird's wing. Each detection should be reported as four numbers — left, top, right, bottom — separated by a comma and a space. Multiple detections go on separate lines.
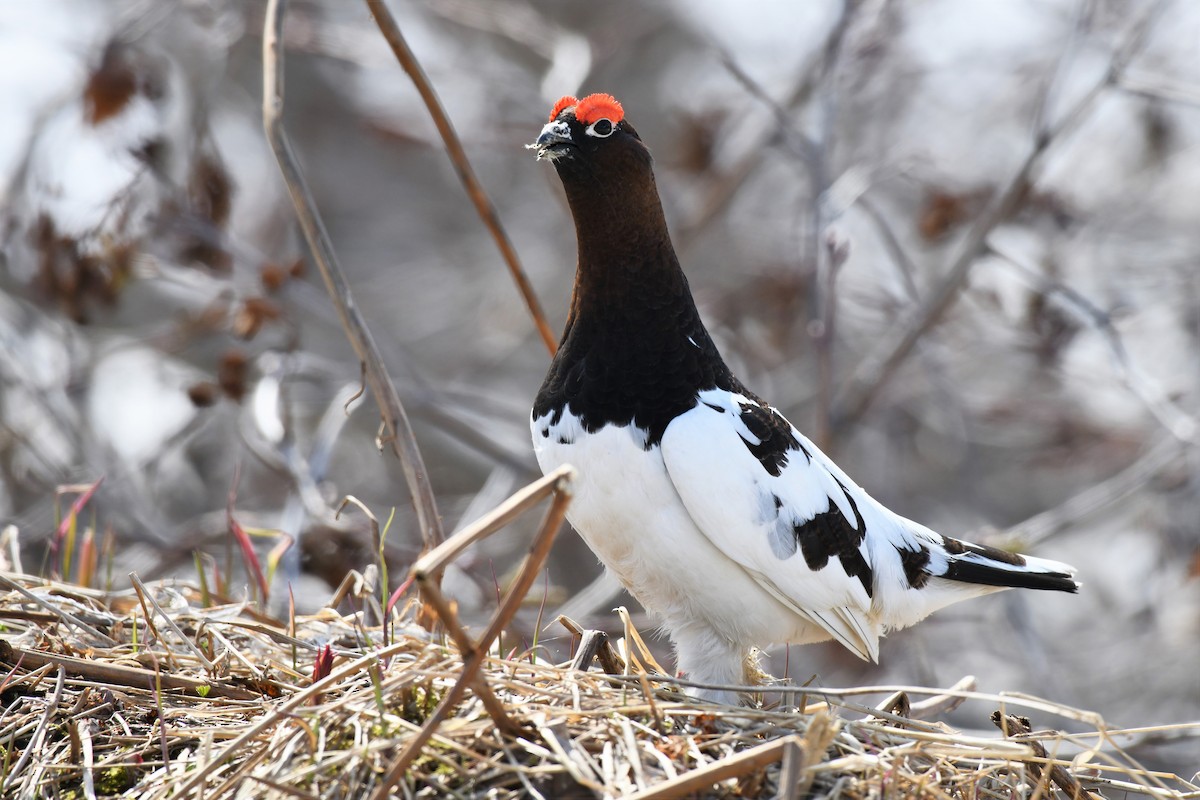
660, 388, 885, 661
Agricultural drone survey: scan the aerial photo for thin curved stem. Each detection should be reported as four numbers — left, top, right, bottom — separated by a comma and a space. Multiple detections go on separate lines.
262, 0, 445, 559
365, 0, 558, 357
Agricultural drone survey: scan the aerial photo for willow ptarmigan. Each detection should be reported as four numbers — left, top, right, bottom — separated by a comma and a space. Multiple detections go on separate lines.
528, 93, 1078, 705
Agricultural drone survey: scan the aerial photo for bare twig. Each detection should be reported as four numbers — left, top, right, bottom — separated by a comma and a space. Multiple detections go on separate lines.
867, 690, 910, 721
563, 620, 625, 676
370, 465, 576, 799
172, 637, 419, 797
0, 666, 64, 796
261, 0, 445, 565
992, 712, 1104, 800
0, 574, 116, 646
773, 738, 806, 800
907, 674, 977, 720
832, 5, 1165, 431
129, 572, 215, 672
77, 718, 97, 800
625, 735, 805, 800
0, 640, 259, 701
363, 0, 558, 356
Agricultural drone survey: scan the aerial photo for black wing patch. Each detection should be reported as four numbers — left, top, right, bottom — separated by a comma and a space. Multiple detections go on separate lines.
896, 545, 932, 589
736, 401, 811, 477
766, 482, 873, 598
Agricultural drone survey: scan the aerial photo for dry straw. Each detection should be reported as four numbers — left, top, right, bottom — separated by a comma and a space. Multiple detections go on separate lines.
1, 467, 1197, 798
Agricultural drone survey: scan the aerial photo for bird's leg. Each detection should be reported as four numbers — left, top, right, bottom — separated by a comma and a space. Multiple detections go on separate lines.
671, 625, 747, 706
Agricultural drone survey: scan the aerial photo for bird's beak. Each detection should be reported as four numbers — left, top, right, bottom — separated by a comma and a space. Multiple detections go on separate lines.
526, 120, 574, 161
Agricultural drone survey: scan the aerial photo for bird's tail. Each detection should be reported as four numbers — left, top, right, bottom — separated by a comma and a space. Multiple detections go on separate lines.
937, 535, 1079, 593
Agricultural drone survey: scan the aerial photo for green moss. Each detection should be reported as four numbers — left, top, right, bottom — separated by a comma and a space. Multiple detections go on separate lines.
410, 740, 462, 784
413, 753, 457, 778
53, 765, 137, 800
400, 684, 441, 724
96, 765, 137, 793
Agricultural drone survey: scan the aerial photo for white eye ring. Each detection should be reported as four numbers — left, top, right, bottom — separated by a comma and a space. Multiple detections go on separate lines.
585, 118, 615, 138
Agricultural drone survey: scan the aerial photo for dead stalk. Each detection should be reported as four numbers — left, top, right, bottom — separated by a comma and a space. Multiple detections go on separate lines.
625, 735, 805, 800
363, 0, 558, 357
370, 466, 576, 800
992, 712, 1104, 800
261, 0, 445, 565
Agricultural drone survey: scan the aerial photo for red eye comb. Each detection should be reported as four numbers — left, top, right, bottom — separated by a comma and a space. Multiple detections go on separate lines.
549, 96, 579, 122
574, 93, 624, 126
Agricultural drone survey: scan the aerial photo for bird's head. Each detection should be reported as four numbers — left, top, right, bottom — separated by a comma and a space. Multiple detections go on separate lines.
527, 93, 651, 179
529, 92, 671, 267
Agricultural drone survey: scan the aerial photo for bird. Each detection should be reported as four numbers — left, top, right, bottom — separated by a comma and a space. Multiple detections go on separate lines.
528, 93, 1079, 705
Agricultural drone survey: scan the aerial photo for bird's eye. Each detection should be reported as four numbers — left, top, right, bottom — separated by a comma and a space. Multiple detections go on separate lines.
586, 118, 615, 138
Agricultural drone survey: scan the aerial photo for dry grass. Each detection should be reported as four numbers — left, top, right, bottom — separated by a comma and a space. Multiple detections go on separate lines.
1, 563, 1197, 799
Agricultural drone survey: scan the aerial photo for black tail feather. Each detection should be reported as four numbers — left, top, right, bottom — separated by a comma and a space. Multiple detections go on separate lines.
942, 560, 1080, 592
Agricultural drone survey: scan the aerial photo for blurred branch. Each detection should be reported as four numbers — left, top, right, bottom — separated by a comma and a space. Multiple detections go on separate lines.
377, 357, 538, 474
363, 0, 558, 357
419, 0, 558, 55
808, 1, 858, 450
420, 0, 593, 99
238, 370, 367, 532
856, 196, 919, 301
993, 245, 1198, 444
993, 434, 1184, 549
1027, 0, 1091, 142
1116, 71, 1200, 109
555, 569, 622, 625
262, 0, 445, 560
813, 233, 848, 449
713, 0, 860, 448
831, 4, 1165, 433
716, 50, 821, 166
415, 402, 536, 475
676, 2, 859, 248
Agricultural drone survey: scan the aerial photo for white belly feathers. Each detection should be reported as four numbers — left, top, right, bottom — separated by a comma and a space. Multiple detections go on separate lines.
531, 407, 825, 650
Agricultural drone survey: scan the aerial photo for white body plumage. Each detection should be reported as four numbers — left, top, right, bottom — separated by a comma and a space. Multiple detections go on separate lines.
534, 389, 1076, 704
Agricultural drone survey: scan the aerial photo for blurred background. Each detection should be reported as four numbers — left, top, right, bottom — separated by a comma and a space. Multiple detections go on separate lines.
1, 0, 1197, 776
